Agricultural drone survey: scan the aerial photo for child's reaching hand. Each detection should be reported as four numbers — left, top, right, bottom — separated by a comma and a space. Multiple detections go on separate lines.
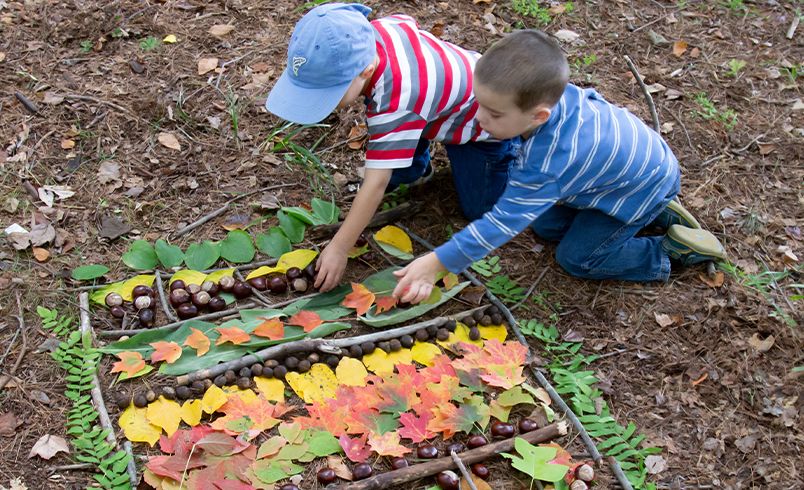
392, 252, 447, 304
314, 244, 349, 292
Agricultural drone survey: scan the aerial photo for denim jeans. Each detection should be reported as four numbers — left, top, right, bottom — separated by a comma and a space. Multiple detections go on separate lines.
389, 138, 518, 220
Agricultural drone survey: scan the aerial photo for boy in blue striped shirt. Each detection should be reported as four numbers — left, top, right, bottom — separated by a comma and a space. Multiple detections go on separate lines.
393, 30, 726, 303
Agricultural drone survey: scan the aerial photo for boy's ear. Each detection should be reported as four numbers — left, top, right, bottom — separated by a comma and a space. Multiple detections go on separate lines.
531, 106, 551, 126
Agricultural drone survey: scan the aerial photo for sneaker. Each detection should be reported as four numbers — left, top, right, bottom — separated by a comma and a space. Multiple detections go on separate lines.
662, 225, 727, 266
651, 200, 701, 230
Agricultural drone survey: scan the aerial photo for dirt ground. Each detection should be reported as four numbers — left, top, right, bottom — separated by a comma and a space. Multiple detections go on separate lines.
0, 0, 801, 489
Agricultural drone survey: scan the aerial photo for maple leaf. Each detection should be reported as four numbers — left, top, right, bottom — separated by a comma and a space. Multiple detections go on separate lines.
368, 431, 412, 457
420, 354, 457, 383
111, 351, 146, 376
398, 412, 435, 443
210, 395, 280, 438
373, 295, 397, 314
346, 408, 399, 436
339, 434, 372, 463
184, 328, 210, 356
287, 310, 323, 333
342, 282, 375, 315
427, 397, 489, 439
150, 341, 183, 364
374, 376, 420, 415
453, 340, 527, 389
252, 318, 285, 340
215, 326, 251, 346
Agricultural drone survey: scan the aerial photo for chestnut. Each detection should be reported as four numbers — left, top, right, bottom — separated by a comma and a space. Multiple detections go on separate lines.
435, 470, 459, 490
518, 418, 540, 433
416, 444, 438, 459
286, 267, 303, 280
201, 280, 218, 294
186, 283, 201, 295
239, 367, 251, 378
218, 275, 236, 292
390, 457, 408, 470
480, 314, 492, 326
225, 370, 236, 383
291, 277, 308, 292
426, 325, 438, 337
169, 289, 190, 307
349, 345, 363, 358
273, 365, 288, 379
360, 342, 375, 354
169, 279, 186, 291
268, 276, 287, 294
468, 326, 481, 341
145, 389, 157, 403
251, 363, 263, 376
134, 295, 152, 310
317, 467, 337, 484
472, 310, 485, 322
490, 313, 503, 325
214, 375, 226, 387
466, 435, 487, 449
284, 356, 299, 370
463, 316, 477, 328
278, 485, 300, 490
176, 303, 198, 319
352, 463, 373, 480
307, 352, 320, 364
576, 464, 595, 482
132, 285, 152, 298
110, 305, 126, 319
133, 394, 148, 408
325, 355, 340, 368
303, 263, 316, 280
138, 308, 155, 326
236, 377, 251, 389
445, 442, 464, 455
471, 463, 490, 480
490, 421, 515, 438
247, 276, 268, 291
571, 481, 589, 490
192, 291, 211, 307
208, 296, 226, 312
105, 292, 123, 307
445, 319, 457, 332
231, 281, 253, 299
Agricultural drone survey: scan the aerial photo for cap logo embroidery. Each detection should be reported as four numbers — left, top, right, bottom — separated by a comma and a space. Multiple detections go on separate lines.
292, 56, 307, 76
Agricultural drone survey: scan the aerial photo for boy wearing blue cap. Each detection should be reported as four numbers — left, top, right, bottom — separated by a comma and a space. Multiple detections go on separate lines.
266, 3, 517, 291
392, 30, 727, 303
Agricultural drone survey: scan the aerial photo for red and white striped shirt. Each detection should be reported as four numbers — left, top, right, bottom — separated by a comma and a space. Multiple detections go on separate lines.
364, 15, 491, 169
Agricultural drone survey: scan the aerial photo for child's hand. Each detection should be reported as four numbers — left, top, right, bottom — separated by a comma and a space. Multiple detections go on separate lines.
314, 244, 348, 292
392, 252, 447, 304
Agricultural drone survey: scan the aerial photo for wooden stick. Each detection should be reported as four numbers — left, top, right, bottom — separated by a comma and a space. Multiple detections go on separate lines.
623, 55, 660, 133
0, 293, 28, 391
14, 91, 39, 114
449, 450, 478, 490
334, 423, 567, 490
79, 293, 138, 488
312, 201, 422, 236
98, 301, 258, 338
155, 271, 178, 322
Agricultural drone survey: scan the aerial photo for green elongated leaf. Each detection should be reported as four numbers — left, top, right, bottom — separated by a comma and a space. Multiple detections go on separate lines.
374, 241, 414, 260
311, 198, 339, 225
219, 230, 256, 263
360, 281, 469, 327
256, 227, 292, 258
184, 241, 220, 270
282, 206, 317, 225
278, 210, 305, 244
122, 240, 158, 270
71, 264, 110, 281
154, 239, 184, 269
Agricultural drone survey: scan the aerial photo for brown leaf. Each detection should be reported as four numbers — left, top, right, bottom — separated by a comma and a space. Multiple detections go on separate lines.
689, 47, 700, 58
698, 271, 725, 288
197, 57, 219, 75
157, 132, 181, 151
222, 213, 251, 231
757, 143, 775, 156
251, 61, 270, 73
98, 214, 132, 241
562, 329, 584, 342
654, 312, 676, 327
208, 24, 235, 37
32, 247, 50, 262
347, 123, 368, 150
27, 223, 56, 247
672, 40, 688, 57
748, 333, 775, 353
459, 286, 486, 305
327, 455, 353, 481
0, 412, 22, 437
60, 139, 75, 149
460, 475, 492, 490
29, 434, 70, 459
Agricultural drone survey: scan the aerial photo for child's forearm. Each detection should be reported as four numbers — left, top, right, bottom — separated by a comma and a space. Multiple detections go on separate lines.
329, 168, 392, 251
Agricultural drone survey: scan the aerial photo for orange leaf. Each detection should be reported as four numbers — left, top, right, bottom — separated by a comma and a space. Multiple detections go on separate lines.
111, 351, 146, 376
342, 283, 375, 315
215, 326, 251, 346
672, 40, 688, 57
150, 341, 183, 364
287, 310, 323, 333
184, 328, 210, 357
32, 247, 50, 262
374, 296, 397, 314
253, 318, 285, 340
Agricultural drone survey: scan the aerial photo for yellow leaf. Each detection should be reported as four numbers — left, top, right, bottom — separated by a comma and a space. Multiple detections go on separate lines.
120, 275, 156, 301
146, 397, 182, 436
335, 357, 368, 387
362, 348, 413, 375
223, 387, 259, 405
61, 138, 75, 149
374, 225, 413, 253
169, 269, 207, 286
246, 265, 282, 280
479, 324, 508, 343
254, 376, 285, 402
247, 249, 318, 279
411, 341, 442, 367
285, 363, 337, 403
179, 400, 202, 426
205, 268, 234, 284
438, 322, 483, 353
119, 405, 161, 446
201, 385, 229, 414
163, 34, 177, 43
387, 348, 413, 367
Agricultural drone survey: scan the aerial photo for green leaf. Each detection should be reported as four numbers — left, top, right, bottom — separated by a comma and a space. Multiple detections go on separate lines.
374, 241, 414, 260
306, 430, 342, 457
282, 206, 317, 225
154, 239, 184, 269
278, 210, 305, 244
219, 230, 256, 263
71, 264, 110, 281
311, 198, 340, 225
501, 438, 570, 483
122, 240, 158, 270
184, 241, 220, 270
360, 281, 469, 327
256, 227, 292, 258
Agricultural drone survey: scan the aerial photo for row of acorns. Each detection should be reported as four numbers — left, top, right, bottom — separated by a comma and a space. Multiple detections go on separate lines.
103, 264, 318, 326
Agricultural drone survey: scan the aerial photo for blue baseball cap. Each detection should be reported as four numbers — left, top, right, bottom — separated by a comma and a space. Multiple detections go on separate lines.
266, 3, 376, 124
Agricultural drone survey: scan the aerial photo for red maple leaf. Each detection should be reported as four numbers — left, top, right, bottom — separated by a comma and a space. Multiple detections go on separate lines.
150, 341, 183, 364
374, 295, 397, 314
427, 397, 488, 439
215, 326, 251, 346
374, 375, 420, 415
368, 431, 411, 457
211, 396, 280, 437
453, 340, 528, 389
342, 282, 375, 315
339, 434, 372, 463
147, 453, 205, 481
287, 310, 323, 333
420, 354, 457, 383
398, 412, 435, 443
184, 328, 210, 356
252, 318, 285, 340
110, 351, 146, 376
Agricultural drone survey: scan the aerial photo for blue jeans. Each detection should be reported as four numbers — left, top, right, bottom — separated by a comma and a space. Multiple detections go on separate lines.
390, 138, 518, 220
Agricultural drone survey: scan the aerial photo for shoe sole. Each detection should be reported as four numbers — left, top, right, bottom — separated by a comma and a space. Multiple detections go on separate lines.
666, 200, 701, 229
666, 225, 727, 260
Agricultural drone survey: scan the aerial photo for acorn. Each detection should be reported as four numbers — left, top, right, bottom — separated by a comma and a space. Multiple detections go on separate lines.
273, 365, 288, 379
218, 275, 236, 292
115, 393, 131, 410
518, 418, 540, 433
268, 275, 287, 294
472, 309, 485, 322
176, 303, 198, 319
236, 377, 251, 389
239, 367, 251, 378
169, 288, 191, 306
466, 435, 487, 449
471, 463, 490, 480
307, 353, 320, 364
570, 481, 589, 490
284, 356, 299, 370
426, 325, 438, 337
138, 308, 155, 326
480, 315, 493, 326
291, 277, 308, 292
110, 305, 126, 319
133, 393, 148, 408
389, 339, 402, 352
436, 328, 450, 341
490, 421, 515, 438
463, 316, 477, 328
390, 457, 409, 470
169, 279, 186, 291
297, 359, 311, 373
378, 341, 391, 353
360, 342, 376, 355
490, 313, 503, 325
262, 367, 274, 378
248, 276, 268, 291
214, 375, 227, 387
445, 319, 457, 332
105, 292, 123, 307
400, 335, 414, 348
445, 442, 464, 455
435, 470, 459, 490
317, 467, 337, 485
162, 387, 176, 400
303, 263, 317, 280
415, 329, 429, 341
186, 283, 201, 295
417, 444, 438, 459
352, 463, 373, 480
286, 267, 303, 280
232, 281, 253, 299
325, 355, 340, 368
134, 295, 152, 310
468, 326, 481, 341
208, 296, 227, 312
576, 464, 595, 482
251, 363, 263, 377
201, 280, 219, 295
225, 370, 237, 384
132, 285, 152, 298
145, 389, 157, 403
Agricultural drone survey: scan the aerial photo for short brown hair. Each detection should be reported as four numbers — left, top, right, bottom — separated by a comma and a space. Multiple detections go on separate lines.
475, 30, 569, 110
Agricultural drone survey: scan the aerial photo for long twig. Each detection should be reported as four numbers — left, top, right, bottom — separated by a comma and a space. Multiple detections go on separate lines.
79, 293, 138, 487
0, 292, 27, 391
449, 450, 479, 490
155, 271, 178, 322
623, 55, 660, 133
511, 267, 549, 311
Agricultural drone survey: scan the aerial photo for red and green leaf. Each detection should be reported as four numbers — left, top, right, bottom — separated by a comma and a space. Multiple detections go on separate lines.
111, 351, 146, 376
